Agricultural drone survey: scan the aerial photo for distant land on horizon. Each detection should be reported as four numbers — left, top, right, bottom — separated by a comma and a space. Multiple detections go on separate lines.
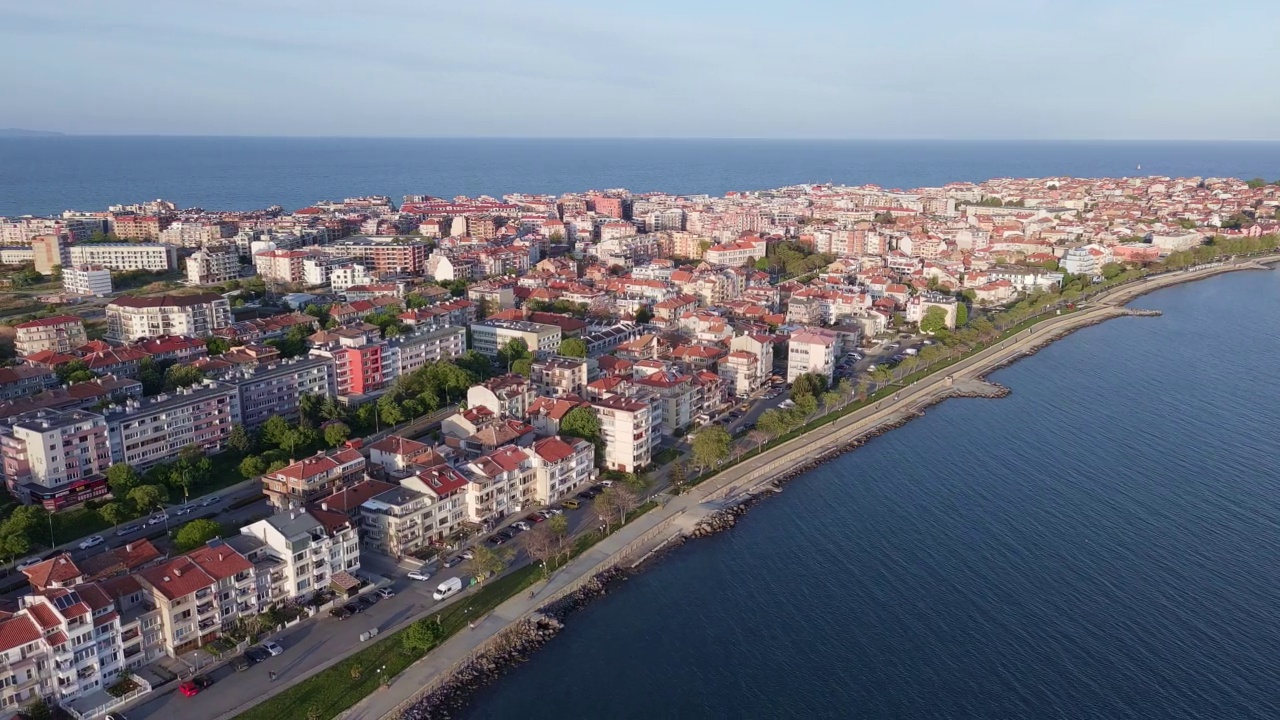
0, 128, 67, 137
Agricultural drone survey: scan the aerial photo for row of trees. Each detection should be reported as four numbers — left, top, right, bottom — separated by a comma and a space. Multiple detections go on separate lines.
754, 240, 835, 278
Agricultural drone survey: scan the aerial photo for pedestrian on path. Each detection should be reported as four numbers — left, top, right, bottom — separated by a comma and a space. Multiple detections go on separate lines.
469, 621, 475, 630
269, 671, 277, 681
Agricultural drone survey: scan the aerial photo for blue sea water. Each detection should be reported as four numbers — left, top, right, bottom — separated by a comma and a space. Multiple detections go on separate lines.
463, 269, 1280, 720
2, 137, 1280, 216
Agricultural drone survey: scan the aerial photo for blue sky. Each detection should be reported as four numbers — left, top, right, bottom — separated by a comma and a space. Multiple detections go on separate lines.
1, 0, 1275, 139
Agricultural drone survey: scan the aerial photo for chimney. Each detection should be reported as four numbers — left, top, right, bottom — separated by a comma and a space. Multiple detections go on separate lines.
173, 567, 182, 577
218, 553, 224, 562
125, 543, 133, 552
321, 502, 329, 512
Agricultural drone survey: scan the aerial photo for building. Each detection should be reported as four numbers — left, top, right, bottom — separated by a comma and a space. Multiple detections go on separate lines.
261, 448, 366, 510
527, 435, 596, 505
187, 244, 242, 285
1061, 246, 1101, 276
787, 328, 838, 384
905, 293, 959, 330
63, 264, 113, 296
382, 326, 467, 382
0, 409, 111, 508
31, 234, 69, 275
320, 237, 429, 274
240, 510, 361, 602
219, 356, 336, 429
135, 540, 258, 656
0, 365, 59, 401
470, 319, 562, 358
467, 375, 538, 419
352, 484, 430, 559
530, 357, 589, 398
592, 396, 660, 472
69, 243, 175, 272
463, 446, 533, 525
109, 215, 169, 241
106, 293, 232, 342
367, 435, 435, 473
633, 372, 696, 435
253, 249, 311, 285
14, 316, 88, 356
703, 236, 767, 267
103, 381, 240, 471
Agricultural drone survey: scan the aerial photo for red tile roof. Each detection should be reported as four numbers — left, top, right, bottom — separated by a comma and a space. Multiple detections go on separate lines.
138, 557, 216, 601
22, 554, 83, 591
14, 315, 82, 329
186, 543, 253, 581
0, 615, 41, 653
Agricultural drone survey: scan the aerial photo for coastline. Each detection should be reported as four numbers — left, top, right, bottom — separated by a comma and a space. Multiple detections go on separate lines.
340, 256, 1278, 720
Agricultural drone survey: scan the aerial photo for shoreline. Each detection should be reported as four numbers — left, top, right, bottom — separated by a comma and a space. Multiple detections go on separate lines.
352, 256, 1278, 720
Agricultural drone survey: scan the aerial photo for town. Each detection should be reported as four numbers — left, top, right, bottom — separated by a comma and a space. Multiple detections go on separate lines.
0, 174, 1278, 720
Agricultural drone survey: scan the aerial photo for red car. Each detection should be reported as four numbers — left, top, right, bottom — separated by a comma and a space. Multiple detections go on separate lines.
179, 676, 213, 697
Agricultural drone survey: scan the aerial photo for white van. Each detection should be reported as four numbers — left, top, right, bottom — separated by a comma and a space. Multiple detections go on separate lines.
433, 576, 463, 601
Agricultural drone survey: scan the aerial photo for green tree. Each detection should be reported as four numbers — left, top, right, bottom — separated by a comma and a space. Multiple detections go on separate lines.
298, 394, 324, 426
1246, 177, 1267, 189
634, 306, 654, 324
467, 543, 513, 584
323, 422, 351, 448
691, 426, 732, 470
226, 423, 254, 454
164, 363, 206, 391
100, 502, 130, 531
377, 395, 405, 426
205, 336, 231, 355
401, 617, 446, 656
955, 302, 969, 327
137, 356, 165, 395
790, 372, 828, 402
22, 701, 51, 720
510, 358, 533, 377
106, 463, 141, 499
560, 406, 603, 465
239, 454, 267, 478
261, 415, 293, 448
547, 513, 570, 562
497, 338, 532, 369
55, 359, 91, 385
127, 484, 167, 514
1101, 262, 1123, 280
821, 390, 843, 415
557, 338, 588, 358
174, 519, 223, 552
920, 306, 949, 333
668, 460, 688, 490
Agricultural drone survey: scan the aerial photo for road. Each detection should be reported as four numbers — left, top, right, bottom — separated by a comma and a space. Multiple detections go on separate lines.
124, 498, 603, 720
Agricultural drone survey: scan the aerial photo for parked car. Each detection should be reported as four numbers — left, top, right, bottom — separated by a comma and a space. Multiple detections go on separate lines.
15, 556, 43, 571
512, 521, 532, 531
200, 495, 218, 507
244, 647, 271, 664
147, 513, 168, 526
460, 549, 475, 560
261, 640, 284, 656
78, 535, 105, 550
179, 676, 213, 696
329, 606, 353, 620
599, 479, 614, 488
231, 655, 250, 671
524, 513, 545, 524
442, 556, 463, 568
174, 505, 195, 516
376, 587, 396, 599
358, 594, 378, 607
115, 525, 142, 537
562, 499, 581, 510
342, 603, 363, 615
488, 535, 507, 546
408, 570, 432, 581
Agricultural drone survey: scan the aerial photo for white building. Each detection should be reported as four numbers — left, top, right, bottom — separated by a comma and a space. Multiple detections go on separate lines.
0, 409, 112, 507
592, 396, 661, 472
187, 245, 242, 285
240, 510, 361, 602
63, 264, 113, 296
1061, 246, 1101, 276
68, 243, 175, 272
786, 328, 838, 384
383, 326, 467, 383
470, 319, 562, 358
103, 381, 240, 471
106, 292, 232, 342
527, 435, 597, 504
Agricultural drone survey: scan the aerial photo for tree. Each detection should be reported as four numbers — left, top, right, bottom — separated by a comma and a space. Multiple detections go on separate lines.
377, 395, 405, 427
794, 392, 818, 418
557, 338, 588, 358
521, 524, 558, 577
127, 484, 167, 514
790, 372, 827, 402
955, 302, 969, 327
497, 338, 531, 369
22, 701, 51, 720
821, 390, 843, 416
466, 544, 513, 584
324, 422, 351, 448
920, 306, 949, 334
401, 617, 445, 656
205, 336, 231, 355
106, 463, 141, 499
604, 486, 640, 528
634, 306, 653, 324
691, 426, 732, 470
510, 358, 532, 377
55, 359, 91, 385
239, 454, 267, 479
226, 423, 254, 454
757, 409, 791, 439
592, 492, 617, 533
668, 460, 688, 491
174, 519, 223, 552
1101, 262, 1123, 280
261, 415, 293, 448
298, 394, 324, 426
100, 502, 130, 531
547, 514, 570, 561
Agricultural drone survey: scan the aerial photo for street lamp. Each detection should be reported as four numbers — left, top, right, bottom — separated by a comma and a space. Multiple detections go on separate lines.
48, 512, 55, 549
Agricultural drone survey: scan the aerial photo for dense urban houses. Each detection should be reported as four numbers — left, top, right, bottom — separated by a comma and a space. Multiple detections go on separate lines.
261, 448, 366, 510
106, 293, 232, 341
14, 316, 88, 356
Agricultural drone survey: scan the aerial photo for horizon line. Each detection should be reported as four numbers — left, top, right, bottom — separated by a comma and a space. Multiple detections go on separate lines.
5, 132, 1280, 143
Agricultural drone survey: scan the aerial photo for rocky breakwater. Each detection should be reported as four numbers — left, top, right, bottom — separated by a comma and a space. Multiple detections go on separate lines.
539, 566, 627, 622
400, 616, 564, 720
689, 503, 751, 538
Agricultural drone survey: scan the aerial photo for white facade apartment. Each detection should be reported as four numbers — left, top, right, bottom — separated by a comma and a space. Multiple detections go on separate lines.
13, 315, 88, 356
68, 243, 175, 272
63, 264, 113, 296
187, 245, 241, 285
240, 510, 361, 601
464, 446, 534, 524
528, 435, 596, 504
106, 293, 232, 342
253, 249, 310, 284
103, 381, 240, 470
329, 263, 373, 292
0, 409, 112, 504
382, 325, 467, 383
469, 320, 562, 358
787, 328, 837, 384
593, 396, 661, 473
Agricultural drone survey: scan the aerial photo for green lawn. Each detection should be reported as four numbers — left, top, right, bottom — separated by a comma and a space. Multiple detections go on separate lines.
651, 447, 681, 466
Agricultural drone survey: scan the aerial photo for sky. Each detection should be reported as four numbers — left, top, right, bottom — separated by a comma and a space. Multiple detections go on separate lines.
1, 0, 1276, 140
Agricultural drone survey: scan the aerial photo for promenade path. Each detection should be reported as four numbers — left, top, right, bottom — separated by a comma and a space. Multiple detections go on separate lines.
338, 258, 1276, 720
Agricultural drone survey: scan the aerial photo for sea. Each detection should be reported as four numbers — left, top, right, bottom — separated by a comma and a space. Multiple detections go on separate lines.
2, 137, 1280, 217
5, 138, 1280, 718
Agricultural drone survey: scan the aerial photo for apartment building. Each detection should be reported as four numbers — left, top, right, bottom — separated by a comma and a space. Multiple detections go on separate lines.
468, 375, 537, 419
320, 237, 429, 274
530, 357, 589, 398
399, 465, 469, 544
308, 326, 386, 399
0, 366, 58, 401
240, 510, 361, 602
102, 382, 238, 471
219, 356, 336, 429
786, 328, 838, 384
702, 236, 767, 267
367, 435, 434, 473
722, 333, 775, 397
463, 445, 533, 525
253, 249, 311, 284
109, 215, 169, 241
329, 264, 373, 293
106, 293, 232, 342
159, 220, 234, 248
352, 484, 430, 559
527, 436, 596, 505
261, 448, 365, 510
469, 319, 562, 358
135, 540, 258, 656
592, 395, 661, 473
31, 234, 70, 275
382, 326, 466, 382
186, 244, 241, 285
14, 316, 88, 356
62, 264, 113, 296
0, 409, 112, 508
633, 372, 695, 435
68, 243, 175, 272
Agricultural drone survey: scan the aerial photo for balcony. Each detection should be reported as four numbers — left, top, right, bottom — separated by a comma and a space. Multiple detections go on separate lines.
196, 602, 215, 617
